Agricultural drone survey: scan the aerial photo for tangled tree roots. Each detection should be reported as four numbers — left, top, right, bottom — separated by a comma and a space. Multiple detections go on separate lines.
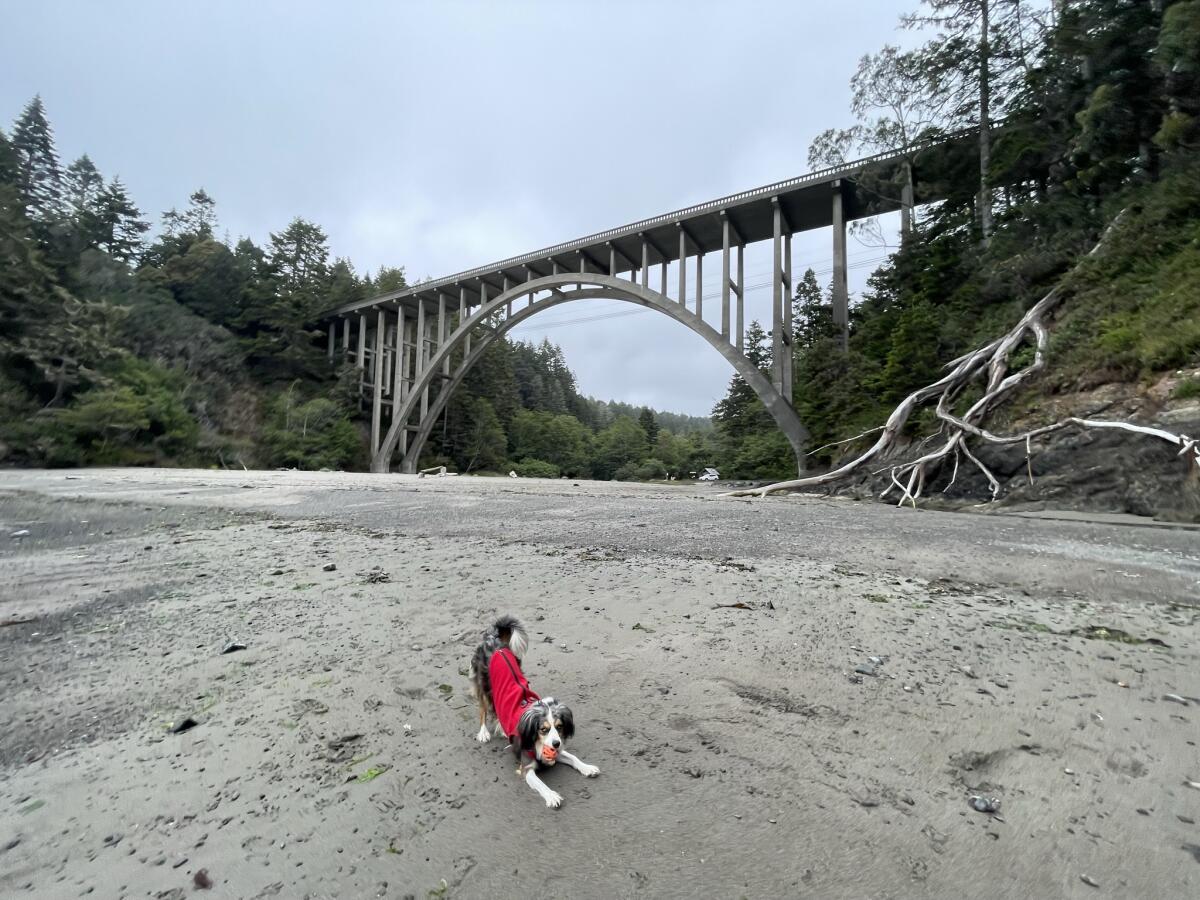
725, 212, 1200, 504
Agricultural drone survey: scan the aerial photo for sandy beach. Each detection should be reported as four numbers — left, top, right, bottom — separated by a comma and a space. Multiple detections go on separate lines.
1, 468, 1198, 899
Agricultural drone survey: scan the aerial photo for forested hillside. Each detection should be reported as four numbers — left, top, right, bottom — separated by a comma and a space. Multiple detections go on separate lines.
0, 104, 714, 479
711, 0, 1200, 502
4, 0, 1199, 497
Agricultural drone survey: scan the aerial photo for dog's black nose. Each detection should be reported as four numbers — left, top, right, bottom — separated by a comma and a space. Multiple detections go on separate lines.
552, 739, 561, 749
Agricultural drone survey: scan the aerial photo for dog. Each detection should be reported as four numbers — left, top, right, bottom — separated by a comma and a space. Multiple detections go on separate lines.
468, 615, 599, 807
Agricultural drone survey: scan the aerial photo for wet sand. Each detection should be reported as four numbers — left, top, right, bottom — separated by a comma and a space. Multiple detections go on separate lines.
1, 468, 1198, 899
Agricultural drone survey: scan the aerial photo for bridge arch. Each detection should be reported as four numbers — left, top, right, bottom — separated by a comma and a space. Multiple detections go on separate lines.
372, 273, 808, 474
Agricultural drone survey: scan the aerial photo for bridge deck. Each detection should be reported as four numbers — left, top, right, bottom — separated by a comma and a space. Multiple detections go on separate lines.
325, 132, 973, 318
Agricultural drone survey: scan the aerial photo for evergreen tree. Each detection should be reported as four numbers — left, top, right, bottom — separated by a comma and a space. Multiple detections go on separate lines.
10, 96, 63, 221
792, 268, 835, 351
162, 188, 217, 241
712, 320, 772, 440
94, 177, 149, 262
64, 155, 104, 223
638, 407, 660, 444
903, 0, 1041, 239
460, 398, 506, 472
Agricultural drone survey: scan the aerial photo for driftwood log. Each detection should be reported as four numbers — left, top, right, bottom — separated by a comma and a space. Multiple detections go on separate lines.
725, 212, 1200, 503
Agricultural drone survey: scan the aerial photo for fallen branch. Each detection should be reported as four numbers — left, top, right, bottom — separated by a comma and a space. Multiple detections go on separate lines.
724, 211, 1200, 502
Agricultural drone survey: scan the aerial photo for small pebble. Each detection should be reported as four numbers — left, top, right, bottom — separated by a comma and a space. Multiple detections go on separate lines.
322, 562, 337, 572
1080, 874, 1099, 888
1163, 693, 1189, 706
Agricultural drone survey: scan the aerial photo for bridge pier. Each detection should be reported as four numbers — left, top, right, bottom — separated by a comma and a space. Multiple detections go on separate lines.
770, 198, 793, 399
832, 179, 848, 351
370, 308, 385, 455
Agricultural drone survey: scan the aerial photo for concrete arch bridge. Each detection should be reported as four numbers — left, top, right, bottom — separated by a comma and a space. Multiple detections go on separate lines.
320, 135, 972, 474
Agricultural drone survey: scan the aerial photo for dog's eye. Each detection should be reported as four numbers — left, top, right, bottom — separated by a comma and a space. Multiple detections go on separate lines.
540, 724, 550, 734
553, 720, 561, 729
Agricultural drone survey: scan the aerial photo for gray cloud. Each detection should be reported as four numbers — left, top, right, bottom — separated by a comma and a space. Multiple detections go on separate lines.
3, 0, 913, 415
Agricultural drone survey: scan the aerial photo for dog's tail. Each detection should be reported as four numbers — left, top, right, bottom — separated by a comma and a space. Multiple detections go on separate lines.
492, 615, 528, 660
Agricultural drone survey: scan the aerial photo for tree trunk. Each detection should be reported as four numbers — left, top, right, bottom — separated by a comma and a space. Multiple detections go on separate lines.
979, 0, 993, 243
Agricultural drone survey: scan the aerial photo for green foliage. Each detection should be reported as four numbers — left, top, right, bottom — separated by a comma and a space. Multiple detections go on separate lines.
458, 398, 506, 473
637, 407, 659, 444
36, 357, 199, 466
591, 416, 649, 481
262, 389, 361, 470
511, 457, 560, 478
1171, 378, 1200, 401
507, 408, 591, 476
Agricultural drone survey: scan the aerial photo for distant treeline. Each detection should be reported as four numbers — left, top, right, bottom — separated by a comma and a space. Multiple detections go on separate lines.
0, 100, 719, 479
3, 0, 1198, 482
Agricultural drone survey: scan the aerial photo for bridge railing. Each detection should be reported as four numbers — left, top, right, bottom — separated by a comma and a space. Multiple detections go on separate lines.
328, 124, 982, 317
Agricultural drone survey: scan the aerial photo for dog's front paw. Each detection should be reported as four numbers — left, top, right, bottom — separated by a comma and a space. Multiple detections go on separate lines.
475, 725, 491, 743
545, 791, 563, 809
578, 763, 600, 778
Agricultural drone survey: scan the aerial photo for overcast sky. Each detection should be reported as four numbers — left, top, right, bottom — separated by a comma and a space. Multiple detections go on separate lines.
3, 0, 918, 417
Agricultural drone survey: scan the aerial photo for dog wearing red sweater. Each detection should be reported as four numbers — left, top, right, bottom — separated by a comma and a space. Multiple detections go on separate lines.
468, 616, 599, 807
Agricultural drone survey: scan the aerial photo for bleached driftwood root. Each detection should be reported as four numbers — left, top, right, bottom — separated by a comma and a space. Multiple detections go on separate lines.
725, 212, 1200, 503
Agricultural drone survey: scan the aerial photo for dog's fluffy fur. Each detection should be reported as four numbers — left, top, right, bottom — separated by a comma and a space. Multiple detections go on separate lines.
468, 615, 599, 807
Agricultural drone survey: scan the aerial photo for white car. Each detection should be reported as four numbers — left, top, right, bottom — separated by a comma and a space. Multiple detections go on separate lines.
697, 468, 720, 481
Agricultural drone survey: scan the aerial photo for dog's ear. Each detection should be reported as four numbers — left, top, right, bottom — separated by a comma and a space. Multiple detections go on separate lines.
517, 705, 542, 753
556, 704, 575, 740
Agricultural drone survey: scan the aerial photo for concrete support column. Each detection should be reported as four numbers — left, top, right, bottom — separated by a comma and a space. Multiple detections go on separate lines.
720, 216, 731, 342
771, 199, 783, 393
394, 307, 406, 405
695, 252, 703, 322
640, 237, 649, 287
901, 161, 914, 236
357, 313, 368, 406
677, 226, 687, 307
382, 323, 392, 397
504, 277, 512, 318
438, 293, 448, 378
341, 317, 350, 353
371, 308, 385, 456
468, 285, 480, 357
736, 243, 745, 353
832, 180, 849, 351
396, 308, 408, 457
782, 229, 794, 401
660, 262, 667, 298
608, 244, 616, 277
417, 301, 428, 420
327, 322, 335, 361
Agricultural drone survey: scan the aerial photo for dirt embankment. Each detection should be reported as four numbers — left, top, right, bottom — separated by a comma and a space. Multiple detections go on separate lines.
828, 368, 1200, 522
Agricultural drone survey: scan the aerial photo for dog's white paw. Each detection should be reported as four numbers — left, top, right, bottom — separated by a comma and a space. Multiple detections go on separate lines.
475, 725, 491, 743
545, 791, 563, 809
578, 763, 600, 778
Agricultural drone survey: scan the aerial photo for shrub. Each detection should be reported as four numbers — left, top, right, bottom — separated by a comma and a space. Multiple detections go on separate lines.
511, 457, 560, 478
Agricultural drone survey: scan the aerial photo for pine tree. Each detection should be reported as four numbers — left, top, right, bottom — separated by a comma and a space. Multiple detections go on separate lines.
162, 188, 217, 240
792, 268, 836, 351
95, 178, 149, 262
64, 155, 104, 221
10, 96, 63, 221
638, 407, 660, 444
712, 320, 774, 442
903, 1, 1041, 240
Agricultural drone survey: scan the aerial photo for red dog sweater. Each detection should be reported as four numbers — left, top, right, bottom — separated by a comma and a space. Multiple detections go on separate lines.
489, 647, 540, 739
